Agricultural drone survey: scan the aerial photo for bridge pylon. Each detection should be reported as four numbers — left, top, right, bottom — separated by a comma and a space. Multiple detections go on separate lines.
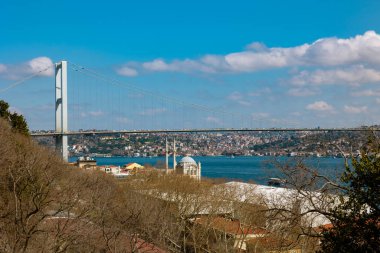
55, 61, 68, 161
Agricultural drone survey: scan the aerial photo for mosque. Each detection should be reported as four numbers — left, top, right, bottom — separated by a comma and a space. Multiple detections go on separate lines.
165, 138, 201, 180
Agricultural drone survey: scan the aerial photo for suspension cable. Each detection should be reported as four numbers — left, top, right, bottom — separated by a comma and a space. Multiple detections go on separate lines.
69, 61, 248, 123
0, 65, 54, 93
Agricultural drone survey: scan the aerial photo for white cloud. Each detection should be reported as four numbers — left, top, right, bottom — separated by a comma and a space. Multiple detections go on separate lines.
306, 101, 334, 111
288, 87, 318, 97
116, 66, 138, 76
0, 57, 54, 79
117, 31, 380, 75
245, 42, 268, 51
227, 91, 243, 101
344, 105, 368, 114
88, 111, 104, 117
142, 58, 215, 73
0, 64, 7, 73
227, 91, 251, 106
351, 89, 380, 97
376, 98, 380, 104
8, 106, 23, 114
200, 55, 230, 71
290, 65, 380, 86
230, 31, 380, 70
302, 31, 380, 66
27, 57, 54, 76
225, 44, 308, 71
142, 59, 171, 71
206, 116, 221, 124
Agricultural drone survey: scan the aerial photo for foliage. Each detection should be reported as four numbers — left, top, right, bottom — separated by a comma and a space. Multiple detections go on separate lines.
319, 138, 380, 253
0, 118, 158, 252
1, 119, 271, 252
0, 100, 29, 135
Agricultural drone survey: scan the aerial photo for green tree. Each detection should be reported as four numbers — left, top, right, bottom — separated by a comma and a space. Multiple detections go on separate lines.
266, 136, 380, 253
0, 100, 10, 118
319, 140, 380, 253
0, 100, 29, 135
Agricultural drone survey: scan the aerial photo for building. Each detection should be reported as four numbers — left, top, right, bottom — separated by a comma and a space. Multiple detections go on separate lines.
222, 181, 333, 228
124, 162, 144, 170
192, 216, 267, 251
175, 155, 201, 180
99, 165, 129, 179
123, 162, 145, 175
246, 236, 303, 253
76, 156, 97, 169
165, 138, 202, 180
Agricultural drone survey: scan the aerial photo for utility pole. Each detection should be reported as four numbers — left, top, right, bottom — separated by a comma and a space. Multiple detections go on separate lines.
165, 137, 169, 174
173, 138, 177, 170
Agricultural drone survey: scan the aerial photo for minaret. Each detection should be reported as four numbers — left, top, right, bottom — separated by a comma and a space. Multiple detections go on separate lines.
197, 161, 201, 181
173, 138, 177, 170
165, 138, 169, 174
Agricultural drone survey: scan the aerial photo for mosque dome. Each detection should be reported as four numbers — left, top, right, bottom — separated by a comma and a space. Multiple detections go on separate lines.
179, 156, 196, 165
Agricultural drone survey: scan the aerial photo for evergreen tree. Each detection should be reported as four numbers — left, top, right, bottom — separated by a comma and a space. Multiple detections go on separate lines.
0, 99, 29, 135
0, 100, 10, 118
319, 139, 380, 252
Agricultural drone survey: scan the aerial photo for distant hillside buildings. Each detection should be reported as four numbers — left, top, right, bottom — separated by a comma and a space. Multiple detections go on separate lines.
73, 138, 203, 180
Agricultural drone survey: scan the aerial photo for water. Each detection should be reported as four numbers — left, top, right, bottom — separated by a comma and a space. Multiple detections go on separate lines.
69, 156, 345, 185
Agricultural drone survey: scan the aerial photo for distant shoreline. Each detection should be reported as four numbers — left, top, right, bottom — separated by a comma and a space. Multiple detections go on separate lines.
69, 156, 345, 184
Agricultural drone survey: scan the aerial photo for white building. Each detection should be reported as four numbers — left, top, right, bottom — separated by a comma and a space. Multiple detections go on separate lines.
99, 165, 129, 179
222, 181, 334, 228
175, 155, 201, 180
164, 138, 202, 180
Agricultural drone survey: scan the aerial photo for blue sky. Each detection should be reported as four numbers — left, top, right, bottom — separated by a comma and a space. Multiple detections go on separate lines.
1, 0, 380, 130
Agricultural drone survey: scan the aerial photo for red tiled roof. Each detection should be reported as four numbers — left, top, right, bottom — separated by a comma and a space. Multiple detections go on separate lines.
313, 223, 333, 233
247, 236, 301, 250
135, 238, 167, 253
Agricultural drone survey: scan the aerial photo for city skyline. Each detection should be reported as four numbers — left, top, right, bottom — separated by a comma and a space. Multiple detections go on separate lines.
2, 1, 380, 130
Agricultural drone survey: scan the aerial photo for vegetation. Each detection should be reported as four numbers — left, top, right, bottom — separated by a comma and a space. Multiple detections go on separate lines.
0, 100, 29, 135
0, 99, 378, 252
269, 135, 380, 253
0, 116, 269, 252
318, 138, 380, 252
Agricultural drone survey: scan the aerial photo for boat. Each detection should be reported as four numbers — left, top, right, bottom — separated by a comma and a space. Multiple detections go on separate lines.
268, 178, 286, 187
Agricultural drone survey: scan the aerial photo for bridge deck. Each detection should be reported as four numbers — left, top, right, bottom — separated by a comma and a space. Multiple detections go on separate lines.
30, 128, 380, 137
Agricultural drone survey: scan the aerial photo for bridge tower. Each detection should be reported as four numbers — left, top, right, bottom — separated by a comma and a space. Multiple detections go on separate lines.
55, 61, 68, 161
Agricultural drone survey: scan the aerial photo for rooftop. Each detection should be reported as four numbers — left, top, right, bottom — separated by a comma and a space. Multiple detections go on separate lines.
178, 156, 196, 164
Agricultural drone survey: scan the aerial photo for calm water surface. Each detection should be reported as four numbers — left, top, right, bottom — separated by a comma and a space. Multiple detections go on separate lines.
69, 156, 345, 185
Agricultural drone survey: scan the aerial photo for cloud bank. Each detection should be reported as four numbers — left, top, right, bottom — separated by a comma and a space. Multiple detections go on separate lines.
290, 65, 380, 86
344, 105, 368, 114
306, 101, 334, 111
117, 31, 380, 76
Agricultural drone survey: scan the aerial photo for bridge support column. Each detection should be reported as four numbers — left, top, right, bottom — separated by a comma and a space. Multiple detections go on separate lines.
55, 61, 68, 162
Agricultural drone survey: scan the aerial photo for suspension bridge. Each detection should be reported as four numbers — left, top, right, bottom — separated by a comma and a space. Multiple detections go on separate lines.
1, 60, 378, 161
